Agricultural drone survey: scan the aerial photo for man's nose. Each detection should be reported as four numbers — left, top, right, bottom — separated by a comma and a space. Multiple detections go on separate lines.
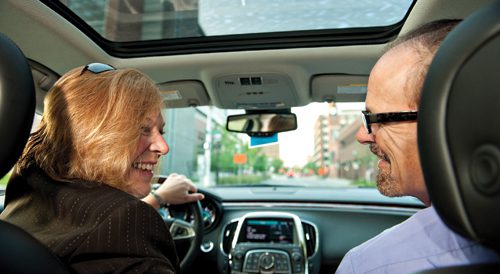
356, 124, 375, 145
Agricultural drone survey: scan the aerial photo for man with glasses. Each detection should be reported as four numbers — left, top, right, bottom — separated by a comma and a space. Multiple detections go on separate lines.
336, 19, 500, 274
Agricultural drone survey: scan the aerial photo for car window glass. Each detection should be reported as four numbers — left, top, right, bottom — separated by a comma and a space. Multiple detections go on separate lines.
0, 114, 42, 196
158, 102, 377, 188
60, 0, 414, 42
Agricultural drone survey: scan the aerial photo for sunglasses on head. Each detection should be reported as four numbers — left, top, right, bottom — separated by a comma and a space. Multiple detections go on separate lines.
361, 110, 418, 134
80, 63, 116, 75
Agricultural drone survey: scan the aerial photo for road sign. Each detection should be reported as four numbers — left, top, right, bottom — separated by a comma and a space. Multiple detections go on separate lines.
233, 153, 247, 164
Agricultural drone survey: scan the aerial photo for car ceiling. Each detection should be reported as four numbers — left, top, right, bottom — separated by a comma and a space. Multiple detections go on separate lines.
0, 0, 495, 110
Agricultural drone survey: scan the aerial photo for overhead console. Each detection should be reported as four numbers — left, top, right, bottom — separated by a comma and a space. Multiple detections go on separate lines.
228, 212, 310, 274
213, 73, 299, 109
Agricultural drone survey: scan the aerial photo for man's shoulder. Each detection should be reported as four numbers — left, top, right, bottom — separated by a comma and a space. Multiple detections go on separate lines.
348, 207, 438, 258
338, 206, 500, 273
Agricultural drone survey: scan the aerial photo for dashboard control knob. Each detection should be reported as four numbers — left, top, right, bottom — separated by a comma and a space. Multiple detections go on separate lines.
259, 252, 275, 270
292, 252, 302, 262
235, 252, 244, 260
200, 241, 214, 253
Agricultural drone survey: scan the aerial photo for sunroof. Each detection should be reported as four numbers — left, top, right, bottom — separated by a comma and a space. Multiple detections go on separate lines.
59, 0, 414, 43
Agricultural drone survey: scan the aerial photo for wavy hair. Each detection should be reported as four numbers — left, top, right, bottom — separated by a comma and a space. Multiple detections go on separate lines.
17, 66, 163, 190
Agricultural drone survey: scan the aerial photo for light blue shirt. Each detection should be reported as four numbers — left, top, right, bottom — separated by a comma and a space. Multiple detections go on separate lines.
336, 206, 500, 274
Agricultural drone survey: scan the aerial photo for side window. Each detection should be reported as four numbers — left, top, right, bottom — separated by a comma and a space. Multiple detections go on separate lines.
0, 113, 42, 193
31, 113, 42, 133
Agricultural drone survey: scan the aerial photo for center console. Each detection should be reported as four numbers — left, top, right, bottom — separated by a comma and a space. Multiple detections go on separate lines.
229, 212, 308, 274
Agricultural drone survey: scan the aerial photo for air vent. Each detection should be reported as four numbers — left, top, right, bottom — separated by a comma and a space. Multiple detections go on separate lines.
302, 221, 318, 258
222, 220, 239, 254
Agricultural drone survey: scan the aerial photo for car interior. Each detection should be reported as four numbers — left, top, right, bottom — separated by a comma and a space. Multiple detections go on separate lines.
0, 0, 499, 273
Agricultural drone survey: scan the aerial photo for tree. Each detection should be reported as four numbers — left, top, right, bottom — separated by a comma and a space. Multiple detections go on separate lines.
271, 158, 284, 173
303, 161, 318, 175
253, 154, 268, 173
211, 127, 242, 174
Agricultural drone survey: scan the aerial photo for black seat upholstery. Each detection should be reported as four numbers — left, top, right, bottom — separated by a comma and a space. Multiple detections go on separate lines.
0, 33, 69, 273
0, 33, 35, 177
417, 1, 500, 272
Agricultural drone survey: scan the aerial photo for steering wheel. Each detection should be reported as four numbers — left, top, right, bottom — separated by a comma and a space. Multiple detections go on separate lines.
161, 201, 203, 273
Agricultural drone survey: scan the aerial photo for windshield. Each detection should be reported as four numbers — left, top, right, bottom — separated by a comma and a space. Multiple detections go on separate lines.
158, 102, 377, 188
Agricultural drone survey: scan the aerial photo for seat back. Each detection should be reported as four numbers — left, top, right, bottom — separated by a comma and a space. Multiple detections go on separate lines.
0, 33, 35, 177
418, 0, 500, 254
0, 32, 69, 273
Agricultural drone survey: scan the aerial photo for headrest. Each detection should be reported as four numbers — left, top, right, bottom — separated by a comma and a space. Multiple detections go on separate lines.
0, 33, 35, 177
418, 1, 500, 251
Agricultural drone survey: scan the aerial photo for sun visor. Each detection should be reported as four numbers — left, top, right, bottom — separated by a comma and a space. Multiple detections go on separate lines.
158, 80, 210, 108
213, 73, 299, 109
311, 74, 368, 102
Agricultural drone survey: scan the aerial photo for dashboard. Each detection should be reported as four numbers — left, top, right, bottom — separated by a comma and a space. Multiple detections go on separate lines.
161, 186, 423, 274
0, 184, 421, 274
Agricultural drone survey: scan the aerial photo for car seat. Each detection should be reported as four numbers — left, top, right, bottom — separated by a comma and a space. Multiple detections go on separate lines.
0, 32, 69, 273
417, 1, 500, 272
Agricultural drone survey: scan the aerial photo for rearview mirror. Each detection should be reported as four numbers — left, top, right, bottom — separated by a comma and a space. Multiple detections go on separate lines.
226, 113, 297, 134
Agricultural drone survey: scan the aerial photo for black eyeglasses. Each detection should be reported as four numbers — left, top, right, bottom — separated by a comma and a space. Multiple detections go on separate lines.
361, 110, 418, 134
80, 63, 116, 75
